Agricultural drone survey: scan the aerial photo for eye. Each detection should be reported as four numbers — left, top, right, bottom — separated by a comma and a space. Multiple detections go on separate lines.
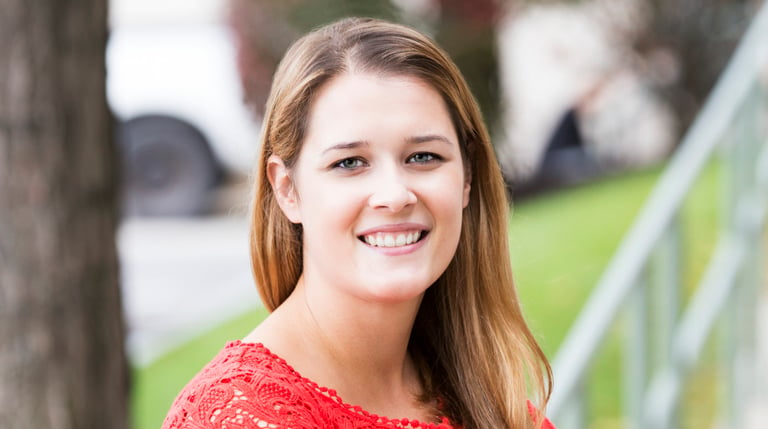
408, 152, 441, 164
332, 157, 366, 170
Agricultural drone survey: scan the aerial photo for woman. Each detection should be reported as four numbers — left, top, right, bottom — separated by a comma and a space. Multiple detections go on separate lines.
163, 17, 554, 429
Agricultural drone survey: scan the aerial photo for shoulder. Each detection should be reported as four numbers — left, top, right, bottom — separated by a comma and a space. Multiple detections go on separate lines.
161, 341, 327, 429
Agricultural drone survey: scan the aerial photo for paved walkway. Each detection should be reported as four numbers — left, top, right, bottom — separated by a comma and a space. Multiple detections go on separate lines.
117, 214, 258, 366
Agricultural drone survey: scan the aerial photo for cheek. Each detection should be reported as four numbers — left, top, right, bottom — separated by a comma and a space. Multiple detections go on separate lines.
295, 179, 365, 234
432, 171, 469, 211
422, 174, 468, 237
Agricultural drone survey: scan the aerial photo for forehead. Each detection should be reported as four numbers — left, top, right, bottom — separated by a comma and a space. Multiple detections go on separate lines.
302, 72, 456, 146
313, 72, 444, 108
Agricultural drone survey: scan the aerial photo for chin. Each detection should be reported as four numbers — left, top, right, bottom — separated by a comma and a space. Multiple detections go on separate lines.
363, 277, 434, 304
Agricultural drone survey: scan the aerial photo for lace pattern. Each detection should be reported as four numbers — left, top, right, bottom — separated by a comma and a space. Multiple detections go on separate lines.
161, 341, 456, 429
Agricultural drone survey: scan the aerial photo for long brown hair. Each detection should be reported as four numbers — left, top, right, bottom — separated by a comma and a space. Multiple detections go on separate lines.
249, 17, 552, 428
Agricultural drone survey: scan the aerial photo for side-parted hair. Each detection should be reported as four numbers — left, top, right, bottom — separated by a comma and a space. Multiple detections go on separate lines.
249, 17, 552, 429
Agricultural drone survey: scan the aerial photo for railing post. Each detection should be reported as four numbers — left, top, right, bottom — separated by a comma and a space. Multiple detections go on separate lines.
623, 276, 647, 429
735, 81, 767, 427
650, 217, 681, 427
721, 80, 764, 428
750, 65, 768, 427
556, 379, 589, 429
722, 97, 744, 429
724, 284, 745, 429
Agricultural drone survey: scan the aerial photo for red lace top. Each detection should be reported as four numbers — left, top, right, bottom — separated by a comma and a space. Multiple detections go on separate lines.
162, 341, 556, 429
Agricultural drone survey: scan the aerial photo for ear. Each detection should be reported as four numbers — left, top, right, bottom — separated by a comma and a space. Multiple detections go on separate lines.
267, 155, 301, 223
462, 170, 472, 208
462, 181, 471, 208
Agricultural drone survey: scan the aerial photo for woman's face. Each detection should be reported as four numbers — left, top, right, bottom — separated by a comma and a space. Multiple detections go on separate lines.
269, 72, 470, 304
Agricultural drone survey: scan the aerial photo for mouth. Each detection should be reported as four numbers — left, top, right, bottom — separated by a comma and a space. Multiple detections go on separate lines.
358, 230, 428, 248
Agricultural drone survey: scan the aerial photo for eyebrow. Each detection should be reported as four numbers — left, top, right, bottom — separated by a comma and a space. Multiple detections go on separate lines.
320, 134, 454, 155
406, 134, 454, 146
321, 140, 370, 155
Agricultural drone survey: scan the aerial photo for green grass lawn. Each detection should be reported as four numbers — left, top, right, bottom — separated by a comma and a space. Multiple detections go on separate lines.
511, 161, 721, 428
511, 167, 665, 427
132, 161, 721, 429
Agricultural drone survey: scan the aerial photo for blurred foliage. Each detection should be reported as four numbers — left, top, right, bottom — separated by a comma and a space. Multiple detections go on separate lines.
230, 0, 760, 146
228, 0, 505, 137
638, 0, 759, 131
433, 0, 505, 135
523, 0, 759, 135
229, 0, 398, 117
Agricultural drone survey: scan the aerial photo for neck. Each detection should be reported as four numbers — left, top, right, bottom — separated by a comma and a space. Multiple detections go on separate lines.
302, 275, 421, 374
283, 276, 427, 415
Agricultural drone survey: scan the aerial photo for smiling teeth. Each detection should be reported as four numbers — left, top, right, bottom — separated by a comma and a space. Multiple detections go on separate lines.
364, 231, 422, 248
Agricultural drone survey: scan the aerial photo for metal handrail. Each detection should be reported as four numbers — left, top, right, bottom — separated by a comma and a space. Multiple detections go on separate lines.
548, 1, 768, 427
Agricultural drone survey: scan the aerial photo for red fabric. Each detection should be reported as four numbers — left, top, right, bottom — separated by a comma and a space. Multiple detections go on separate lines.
527, 401, 557, 429
162, 341, 556, 429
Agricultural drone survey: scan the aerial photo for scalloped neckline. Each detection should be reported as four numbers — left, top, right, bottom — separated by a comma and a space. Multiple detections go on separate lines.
226, 340, 454, 429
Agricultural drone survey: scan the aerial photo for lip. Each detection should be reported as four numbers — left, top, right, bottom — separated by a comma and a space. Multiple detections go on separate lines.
356, 222, 429, 236
357, 223, 430, 255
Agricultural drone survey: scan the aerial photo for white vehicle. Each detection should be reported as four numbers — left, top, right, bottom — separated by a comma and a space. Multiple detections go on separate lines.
107, 0, 260, 216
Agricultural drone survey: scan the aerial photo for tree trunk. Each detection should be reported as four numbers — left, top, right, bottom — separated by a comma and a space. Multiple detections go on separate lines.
0, 1, 129, 428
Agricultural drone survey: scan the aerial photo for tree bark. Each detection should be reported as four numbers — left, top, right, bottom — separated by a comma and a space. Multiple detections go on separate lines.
0, 1, 129, 428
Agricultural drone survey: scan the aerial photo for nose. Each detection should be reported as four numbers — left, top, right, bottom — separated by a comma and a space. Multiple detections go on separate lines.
368, 169, 417, 212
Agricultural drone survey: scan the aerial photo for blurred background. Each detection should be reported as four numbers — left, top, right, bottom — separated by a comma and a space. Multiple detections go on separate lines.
111, 0, 758, 217
85, 0, 768, 427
